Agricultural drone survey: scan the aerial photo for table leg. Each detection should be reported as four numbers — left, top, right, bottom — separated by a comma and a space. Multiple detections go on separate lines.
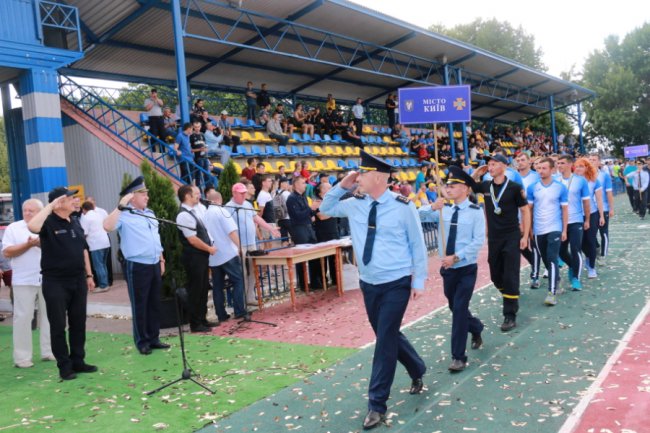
253, 259, 263, 310
287, 258, 296, 311
335, 247, 344, 296
303, 261, 310, 294
320, 257, 327, 291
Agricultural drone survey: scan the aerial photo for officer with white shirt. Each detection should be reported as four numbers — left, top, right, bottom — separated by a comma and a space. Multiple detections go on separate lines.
626, 159, 649, 219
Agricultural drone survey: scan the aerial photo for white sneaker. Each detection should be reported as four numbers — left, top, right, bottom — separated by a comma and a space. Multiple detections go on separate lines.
15, 360, 34, 368
588, 268, 597, 279
93, 286, 110, 293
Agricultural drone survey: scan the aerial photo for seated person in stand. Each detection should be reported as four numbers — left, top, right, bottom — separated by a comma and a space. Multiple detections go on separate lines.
342, 120, 363, 148
290, 103, 314, 138
266, 111, 289, 146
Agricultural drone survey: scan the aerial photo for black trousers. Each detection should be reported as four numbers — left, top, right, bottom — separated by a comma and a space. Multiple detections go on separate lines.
182, 252, 209, 329
290, 224, 323, 289
440, 264, 483, 362
626, 185, 636, 211
633, 189, 649, 217
42, 275, 88, 375
148, 115, 165, 152
487, 236, 521, 320
520, 236, 540, 279
125, 260, 162, 350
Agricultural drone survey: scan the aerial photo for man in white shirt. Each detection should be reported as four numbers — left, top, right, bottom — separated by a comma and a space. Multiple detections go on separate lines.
204, 122, 229, 165
85, 196, 112, 286
80, 201, 111, 292
351, 97, 365, 137
2, 198, 54, 368
626, 159, 650, 219
144, 88, 165, 151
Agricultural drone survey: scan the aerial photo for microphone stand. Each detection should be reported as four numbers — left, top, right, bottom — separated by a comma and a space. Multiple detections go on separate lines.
201, 200, 278, 332
117, 208, 215, 395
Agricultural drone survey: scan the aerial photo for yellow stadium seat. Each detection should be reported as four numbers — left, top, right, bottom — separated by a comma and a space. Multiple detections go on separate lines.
326, 159, 343, 171
254, 131, 272, 143
287, 160, 297, 172
398, 171, 408, 182
393, 147, 406, 156
385, 146, 396, 156
313, 159, 326, 171
239, 131, 253, 143
407, 171, 416, 182
376, 147, 388, 156
343, 146, 355, 156
313, 145, 325, 155
263, 161, 277, 173
352, 146, 361, 156
212, 162, 224, 170
333, 146, 345, 156
362, 126, 374, 135
369, 146, 380, 155
324, 146, 336, 156
383, 136, 397, 145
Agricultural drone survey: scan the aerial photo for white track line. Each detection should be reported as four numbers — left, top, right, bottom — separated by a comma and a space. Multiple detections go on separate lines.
557, 298, 650, 433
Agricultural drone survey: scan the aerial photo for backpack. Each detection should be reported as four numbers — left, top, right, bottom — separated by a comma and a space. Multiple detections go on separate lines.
272, 190, 288, 221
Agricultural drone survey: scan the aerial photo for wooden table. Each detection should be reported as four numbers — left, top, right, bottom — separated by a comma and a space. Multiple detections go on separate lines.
251, 242, 345, 311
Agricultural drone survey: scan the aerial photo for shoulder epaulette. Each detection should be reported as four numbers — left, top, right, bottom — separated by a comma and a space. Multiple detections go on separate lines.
395, 195, 410, 204
469, 204, 480, 210
444, 203, 453, 207
353, 193, 366, 199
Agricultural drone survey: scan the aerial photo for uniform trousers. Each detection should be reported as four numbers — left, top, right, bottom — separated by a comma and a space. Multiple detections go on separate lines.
124, 260, 162, 350
520, 236, 540, 279
487, 236, 521, 319
440, 264, 483, 362
360, 275, 426, 414
182, 252, 209, 329
598, 213, 610, 257
13, 285, 52, 364
560, 223, 584, 279
534, 232, 562, 295
581, 212, 600, 269
42, 275, 88, 375
633, 189, 649, 217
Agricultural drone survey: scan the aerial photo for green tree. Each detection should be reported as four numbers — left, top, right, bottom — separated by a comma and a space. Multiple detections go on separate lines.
0, 117, 10, 192
430, 18, 546, 70
217, 160, 240, 204
581, 24, 650, 155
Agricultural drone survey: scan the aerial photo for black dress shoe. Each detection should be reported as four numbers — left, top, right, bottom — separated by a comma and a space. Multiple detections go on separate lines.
217, 314, 231, 322
150, 341, 170, 349
138, 346, 153, 355
73, 363, 98, 373
471, 333, 483, 350
235, 312, 252, 321
203, 320, 220, 328
60, 371, 77, 380
409, 377, 424, 394
500, 318, 517, 332
190, 325, 211, 333
448, 359, 467, 372
362, 410, 385, 430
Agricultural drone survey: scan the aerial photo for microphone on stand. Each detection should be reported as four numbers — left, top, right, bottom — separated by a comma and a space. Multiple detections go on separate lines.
199, 198, 217, 207
118, 204, 135, 212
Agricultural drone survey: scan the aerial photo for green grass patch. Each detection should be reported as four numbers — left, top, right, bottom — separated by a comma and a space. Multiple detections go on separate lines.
0, 326, 355, 432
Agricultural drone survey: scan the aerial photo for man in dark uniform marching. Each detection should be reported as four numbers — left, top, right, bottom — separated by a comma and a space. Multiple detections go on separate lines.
472, 154, 530, 331
429, 166, 486, 371
321, 151, 428, 430
103, 176, 170, 355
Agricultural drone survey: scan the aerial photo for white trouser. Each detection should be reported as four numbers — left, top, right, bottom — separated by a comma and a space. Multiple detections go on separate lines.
13, 285, 52, 364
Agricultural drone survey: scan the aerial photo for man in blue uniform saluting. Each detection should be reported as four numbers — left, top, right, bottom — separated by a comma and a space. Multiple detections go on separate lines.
321, 151, 428, 430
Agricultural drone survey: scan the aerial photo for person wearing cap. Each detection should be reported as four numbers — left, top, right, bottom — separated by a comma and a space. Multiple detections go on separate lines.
472, 153, 531, 332
480, 147, 524, 185
103, 177, 169, 355
3, 198, 55, 368
320, 150, 427, 430
27, 187, 97, 380
428, 166, 486, 372
216, 110, 240, 148
526, 158, 569, 306
626, 159, 649, 219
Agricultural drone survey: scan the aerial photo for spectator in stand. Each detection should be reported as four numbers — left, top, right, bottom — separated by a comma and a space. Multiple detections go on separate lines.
245, 81, 257, 121
415, 164, 431, 191
392, 124, 410, 150
190, 121, 210, 186
342, 120, 363, 148
191, 99, 207, 123
426, 183, 438, 203
267, 111, 289, 146
322, 107, 337, 136
275, 164, 288, 181
297, 160, 311, 180
308, 107, 323, 135
204, 122, 230, 165
325, 93, 336, 111
198, 110, 211, 133
256, 83, 271, 109
174, 122, 194, 184
258, 103, 271, 128
144, 88, 165, 152
252, 162, 266, 197
80, 201, 111, 293
291, 103, 314, 138
274, 103, 292, 135
162, 107, 177, 142
241, 158, 257, 181
385, 93, 397, 131
216, 110, 241, 149
276, 177, 292, 244
351, 97, 365, 136
3, 198, 55, 368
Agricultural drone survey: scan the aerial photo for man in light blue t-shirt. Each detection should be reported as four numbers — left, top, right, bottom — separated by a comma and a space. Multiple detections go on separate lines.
516, 152, 542, 287
527, 157, 568, 306
589, 154, 615, 258
556, 155, 590, 291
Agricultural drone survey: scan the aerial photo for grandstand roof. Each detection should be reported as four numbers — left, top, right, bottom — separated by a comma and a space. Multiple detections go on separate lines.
60, 0, 595, 123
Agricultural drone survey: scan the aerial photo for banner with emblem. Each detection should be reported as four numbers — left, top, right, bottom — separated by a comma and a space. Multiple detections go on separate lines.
397, 85, 471, 124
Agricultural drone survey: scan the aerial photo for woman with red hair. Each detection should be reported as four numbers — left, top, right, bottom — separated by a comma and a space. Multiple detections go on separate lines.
573, 157, 605, 279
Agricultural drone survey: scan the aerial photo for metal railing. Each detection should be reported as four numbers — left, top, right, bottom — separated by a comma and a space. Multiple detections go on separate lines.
58, 76, 217, 190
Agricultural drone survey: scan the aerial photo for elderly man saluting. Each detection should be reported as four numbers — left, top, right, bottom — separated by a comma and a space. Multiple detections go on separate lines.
320, 151, 428, 430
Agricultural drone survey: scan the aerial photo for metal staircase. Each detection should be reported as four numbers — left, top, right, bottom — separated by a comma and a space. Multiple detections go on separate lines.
58, 76, 216, 189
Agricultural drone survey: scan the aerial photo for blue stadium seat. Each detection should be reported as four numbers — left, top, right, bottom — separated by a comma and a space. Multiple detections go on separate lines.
292, 133, 305, 143
312, 134, 324, 143
265, 145, 278, 157
250, 145, 265, 156
361, 136, 369, 145
223, 144, 239, 158
337, 159, 347, 170
291, 145, 307, 156
302, 133, 314, 143
302, 145, 318, 157
332, 134, 344, 143
347, 159, 359, 170
232, 118, 245, 129
409, 158, 419, 167
139, 113, 149, 125
247, 119, 263, 129
277, 145, 289, 156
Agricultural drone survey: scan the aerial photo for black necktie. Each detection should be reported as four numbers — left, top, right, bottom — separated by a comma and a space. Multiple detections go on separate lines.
362, 201, 379, 265
445, 206, 460, 256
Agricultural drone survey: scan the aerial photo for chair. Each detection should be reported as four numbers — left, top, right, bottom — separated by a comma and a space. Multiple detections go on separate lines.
312, 134, 324, 143
333, 146, 345, 156
343, 146, 355, 156
250, 145, 265, 156
303, 145, 319, 156
326, 159, 343, 171
337, 159, 348, 170
351, 146, 361, 156
347, 159, 359, 170
248, 119, 263, 129
393, 146, 407, 156
239, 131, 254, 143
323, 134, 336, 143
407, 171, 417, 182
232, 118, 245, 129
332, 134, 345, 143
302, 133, 314, 143
233, 162, 243, 175
312, 145, 325, 155
313, 159, 327, 172
265, 145, 278, 157
277, 145, 290, 157
262, 161, 277, 174
398, 171, 408, 182
385, 146, 396, 156
254, 131, 272, 143
360, 136, 369, 145
292, 133, 304, 143
324, 146, 336, 156
287, 160, 297, 172
376, 147, 388, 156
139, 113, 149, 126
291, 145, 306, 156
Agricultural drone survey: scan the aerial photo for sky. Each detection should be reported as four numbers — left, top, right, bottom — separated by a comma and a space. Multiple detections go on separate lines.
353, 0, 647, 76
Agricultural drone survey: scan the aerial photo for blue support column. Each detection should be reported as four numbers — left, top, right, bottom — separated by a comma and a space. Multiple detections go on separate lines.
457, 68, 469, 164
549, 95, 558, 153
2, 84, 27, 219
443, 65, 456, 158
577, 102, 584, 154
171, 0, 190, 124
19, 68, 68, 203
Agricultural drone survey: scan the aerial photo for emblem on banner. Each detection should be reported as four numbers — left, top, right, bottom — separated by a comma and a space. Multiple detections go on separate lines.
453, 97, 467, 111
405, 100, 414, 112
